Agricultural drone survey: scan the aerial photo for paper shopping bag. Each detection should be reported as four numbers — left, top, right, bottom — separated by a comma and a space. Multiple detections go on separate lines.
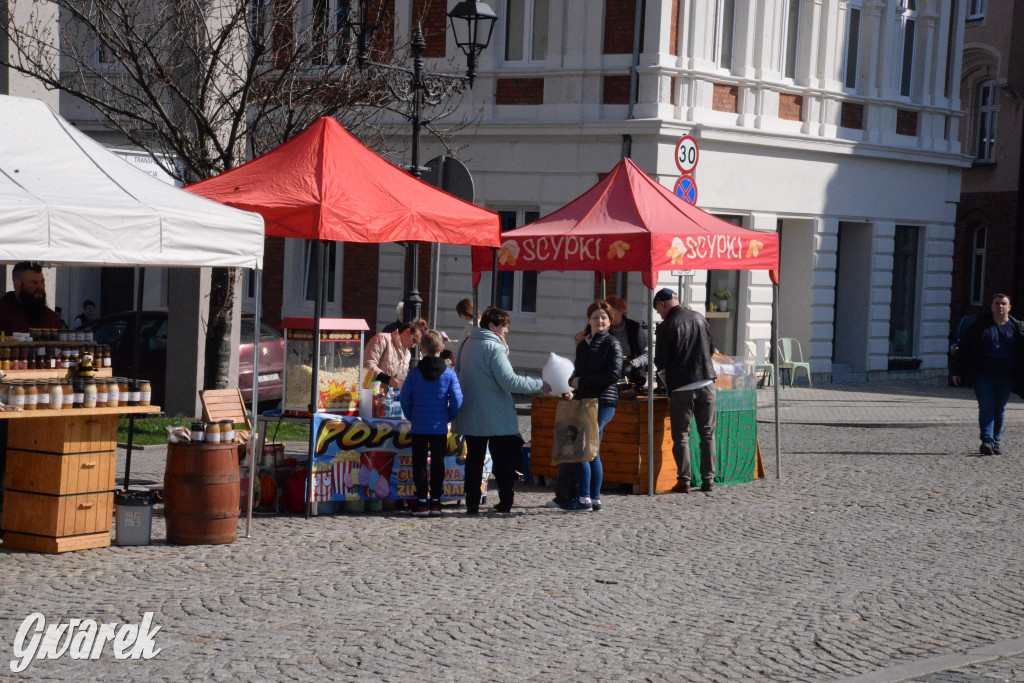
551, 399, 600, 465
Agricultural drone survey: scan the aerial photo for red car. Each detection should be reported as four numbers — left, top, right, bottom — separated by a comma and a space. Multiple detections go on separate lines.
85, 311, 284, 407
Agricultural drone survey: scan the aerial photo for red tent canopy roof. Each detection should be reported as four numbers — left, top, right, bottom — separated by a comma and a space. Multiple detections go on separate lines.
186, 117, 500, 248
471, 158, 779, 288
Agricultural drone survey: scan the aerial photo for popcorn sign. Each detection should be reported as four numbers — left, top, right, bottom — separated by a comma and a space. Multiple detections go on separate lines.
312, 414, 485, 502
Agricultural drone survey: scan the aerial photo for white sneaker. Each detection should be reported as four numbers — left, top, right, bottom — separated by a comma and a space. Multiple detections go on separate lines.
544, 499, 561, 508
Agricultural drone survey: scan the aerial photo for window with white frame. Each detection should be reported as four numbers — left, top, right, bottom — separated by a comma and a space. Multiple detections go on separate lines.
494, 209, 539, 313
714, 0, 736, 70
843, 3, 862, 90
970, 225, 986, 306
888, 225, 920, 357
504, 0, 549, 62
303, 241, 338, 304
967, 0, 985, 20
252, 0, 352, 66
898, 0, 917, 97
781, 0, 801, 79
975, 81, 998, 162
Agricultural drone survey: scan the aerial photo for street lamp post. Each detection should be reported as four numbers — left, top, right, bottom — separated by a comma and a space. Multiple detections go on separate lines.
354, 1, 497, 329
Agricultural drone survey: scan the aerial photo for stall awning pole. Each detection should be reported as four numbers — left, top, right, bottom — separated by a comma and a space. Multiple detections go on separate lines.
647, 286, 655, 496
245, 267, 262, 538
773, 282, 781, 479
307, 240, 327, 519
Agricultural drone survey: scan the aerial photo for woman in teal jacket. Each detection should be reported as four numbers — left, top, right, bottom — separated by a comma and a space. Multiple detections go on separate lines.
452, 307, 545, 514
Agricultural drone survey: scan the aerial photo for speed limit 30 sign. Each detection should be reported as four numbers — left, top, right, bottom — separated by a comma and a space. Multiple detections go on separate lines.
675, 135, 699, 175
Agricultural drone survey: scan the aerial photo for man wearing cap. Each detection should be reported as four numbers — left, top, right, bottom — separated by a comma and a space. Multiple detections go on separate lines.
653, 288, 717, 493
0, 262, 63, 335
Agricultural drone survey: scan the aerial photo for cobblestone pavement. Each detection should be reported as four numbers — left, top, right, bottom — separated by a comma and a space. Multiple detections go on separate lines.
2, 386, 1024, 681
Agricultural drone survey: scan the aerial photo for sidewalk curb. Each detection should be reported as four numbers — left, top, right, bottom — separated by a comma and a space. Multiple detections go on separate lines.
836, 637, 1024, 683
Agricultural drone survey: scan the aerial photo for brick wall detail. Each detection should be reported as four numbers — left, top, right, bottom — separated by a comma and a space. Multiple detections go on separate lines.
412, 0, 446, 57
669, 0, 680, 56
603, 0, 645, 55
950, 191, 1020, 333
778, 93, 803, 122
840, 102, 864, 130
896, 109, 918, 137
342, 243, 381, 331
712, 83, 738, 113
496, 78, 544, 105
262, 236, 285, 327
603, 75, 631, 105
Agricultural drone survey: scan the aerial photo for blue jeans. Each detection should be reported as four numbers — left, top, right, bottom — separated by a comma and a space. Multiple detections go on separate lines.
974, 375, 1014, 444
574, 405, 615, 501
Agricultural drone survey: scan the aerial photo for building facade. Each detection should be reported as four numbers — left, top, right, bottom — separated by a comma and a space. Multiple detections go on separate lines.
950, 1, 1024, 330
4, 0, 972, 385
367, 0, 970, 380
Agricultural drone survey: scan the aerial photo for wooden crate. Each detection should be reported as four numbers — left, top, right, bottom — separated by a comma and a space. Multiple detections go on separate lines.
4, 450, 115, 495
7, 414, 117, 453
0, 412, 127, 553
530, 396, 679, 494
2, 490, 113, 537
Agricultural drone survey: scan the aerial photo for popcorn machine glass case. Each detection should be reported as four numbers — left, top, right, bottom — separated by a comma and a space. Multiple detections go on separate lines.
281, 318, 369, 416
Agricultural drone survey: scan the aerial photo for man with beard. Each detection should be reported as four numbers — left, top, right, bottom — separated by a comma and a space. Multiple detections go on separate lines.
0, 262, 63, 334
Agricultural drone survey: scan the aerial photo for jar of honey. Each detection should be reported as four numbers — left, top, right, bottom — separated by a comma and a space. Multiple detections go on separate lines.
83, 379, 97, 408
95, 378, 108, 408
206, 421, 223, 443
61, 379, 74, 409
138, 380, 152, 406
48, 379, 63, 410
22, 380, 37, 410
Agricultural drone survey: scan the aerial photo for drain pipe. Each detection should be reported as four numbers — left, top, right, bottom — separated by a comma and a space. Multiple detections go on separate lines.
628, 0, 644, 120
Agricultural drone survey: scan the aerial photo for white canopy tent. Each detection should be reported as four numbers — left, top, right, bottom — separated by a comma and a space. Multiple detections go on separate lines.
0, 95, 263, 267
0, 94, 266, 534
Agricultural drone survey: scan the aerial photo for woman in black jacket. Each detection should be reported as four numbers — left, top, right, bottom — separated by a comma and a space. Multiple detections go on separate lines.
565, 300, 623, 511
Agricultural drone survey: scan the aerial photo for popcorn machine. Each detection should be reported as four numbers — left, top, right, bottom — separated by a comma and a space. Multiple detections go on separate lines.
281, 318, 369, 416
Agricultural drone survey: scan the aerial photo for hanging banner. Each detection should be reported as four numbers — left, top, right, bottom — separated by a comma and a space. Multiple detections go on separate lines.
311, 413, 487, 501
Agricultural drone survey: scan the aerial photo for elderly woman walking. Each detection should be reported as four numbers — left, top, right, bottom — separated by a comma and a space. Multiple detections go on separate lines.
452, 307, 546, 514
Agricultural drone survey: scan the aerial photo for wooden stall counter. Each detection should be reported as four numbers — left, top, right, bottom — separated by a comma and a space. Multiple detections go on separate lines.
530, 391, 761, 494
1, 405, 160, 554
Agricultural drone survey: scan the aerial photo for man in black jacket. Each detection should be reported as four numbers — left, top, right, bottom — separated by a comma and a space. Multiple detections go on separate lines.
952, 293, 1024, 455
653, 288, 717, 493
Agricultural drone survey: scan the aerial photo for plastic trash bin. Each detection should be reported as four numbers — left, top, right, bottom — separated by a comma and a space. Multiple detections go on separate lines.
114, 490, 154, 546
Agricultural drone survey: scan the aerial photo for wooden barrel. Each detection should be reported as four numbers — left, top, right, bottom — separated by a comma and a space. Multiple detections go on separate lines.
164, 442, 240, 545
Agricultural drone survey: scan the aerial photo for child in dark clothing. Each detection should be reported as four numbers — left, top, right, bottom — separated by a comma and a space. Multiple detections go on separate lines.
399, 330, 463, 517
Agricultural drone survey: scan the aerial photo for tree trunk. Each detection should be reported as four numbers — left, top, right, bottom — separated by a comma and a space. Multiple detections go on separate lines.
204, 267, 236, 390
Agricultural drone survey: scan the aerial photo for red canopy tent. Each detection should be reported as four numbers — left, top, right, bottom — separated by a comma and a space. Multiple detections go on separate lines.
471, 157, 777, 286
187, 116, 499, 246
470, 157, 783, 489
187, 116, 501, 522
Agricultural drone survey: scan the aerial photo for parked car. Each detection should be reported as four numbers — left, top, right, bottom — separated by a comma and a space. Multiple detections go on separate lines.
947, 314, 977, 385
83, 311, 284, 407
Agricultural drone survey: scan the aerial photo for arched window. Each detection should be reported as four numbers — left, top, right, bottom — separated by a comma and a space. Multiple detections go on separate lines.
970, 225, 986, 305
975, 81, 998, 162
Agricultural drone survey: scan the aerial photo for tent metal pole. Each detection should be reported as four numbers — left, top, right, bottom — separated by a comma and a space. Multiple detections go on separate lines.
245, 267, 262, 538
490, 248, 499, 308
124, 266, 146, 490
307, 240, 327, 518
647, 286, 655, 496
773, 283, 781, 479
429, 242, 440, 327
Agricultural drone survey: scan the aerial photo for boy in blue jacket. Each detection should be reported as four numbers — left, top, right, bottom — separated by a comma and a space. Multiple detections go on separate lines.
399, 330, 463, 517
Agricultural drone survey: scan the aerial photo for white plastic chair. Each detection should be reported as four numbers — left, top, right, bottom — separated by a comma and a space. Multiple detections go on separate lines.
745, 340, 774, 387
777, 338, 811, 387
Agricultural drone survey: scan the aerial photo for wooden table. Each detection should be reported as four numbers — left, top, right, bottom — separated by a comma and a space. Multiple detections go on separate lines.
529, 391, 761, 494
1, 405, 160, 553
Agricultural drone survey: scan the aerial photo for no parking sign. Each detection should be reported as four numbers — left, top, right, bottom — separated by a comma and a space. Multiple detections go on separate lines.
673, 175, 698, 205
